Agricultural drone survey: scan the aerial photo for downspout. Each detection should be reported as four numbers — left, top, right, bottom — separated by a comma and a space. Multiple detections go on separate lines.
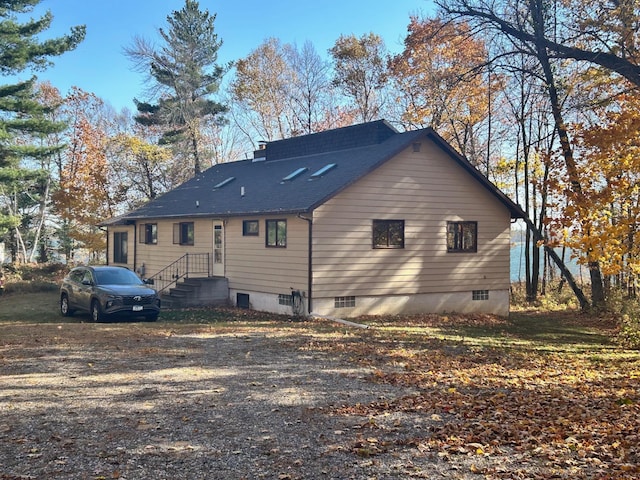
132, 222, 137, 273
298, 213, 313, 314
99, 226, 109, 265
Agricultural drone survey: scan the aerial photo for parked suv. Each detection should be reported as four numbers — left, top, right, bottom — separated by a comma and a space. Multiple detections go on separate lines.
60, 266, 160, 322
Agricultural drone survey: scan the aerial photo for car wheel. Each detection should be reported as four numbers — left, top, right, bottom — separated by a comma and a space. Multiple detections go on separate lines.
145, 313, 159, 322
90, 300, 103, 323
60, 294, 75, 317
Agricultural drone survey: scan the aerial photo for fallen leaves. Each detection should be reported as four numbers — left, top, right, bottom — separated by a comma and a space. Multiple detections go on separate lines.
312, 313, 640, 478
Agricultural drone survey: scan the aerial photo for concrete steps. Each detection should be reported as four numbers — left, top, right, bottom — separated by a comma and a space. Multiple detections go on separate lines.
161, 277, 229, 309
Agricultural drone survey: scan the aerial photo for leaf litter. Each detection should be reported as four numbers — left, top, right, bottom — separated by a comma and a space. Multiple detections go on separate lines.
0, 311, 638, 479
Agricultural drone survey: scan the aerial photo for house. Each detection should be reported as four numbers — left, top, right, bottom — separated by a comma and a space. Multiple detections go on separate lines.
101, 120, 525, 317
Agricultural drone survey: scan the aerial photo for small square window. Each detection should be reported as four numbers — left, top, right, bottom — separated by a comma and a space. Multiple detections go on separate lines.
335, 296, 356, 308
472, 290, 489, 301
447, 221, 477, 253
243, 220, 259, 236
373, 220, 405, 249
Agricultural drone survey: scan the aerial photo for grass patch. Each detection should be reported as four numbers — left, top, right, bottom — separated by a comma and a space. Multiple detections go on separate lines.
0, 291, 67, 323
0, 290, 298, 326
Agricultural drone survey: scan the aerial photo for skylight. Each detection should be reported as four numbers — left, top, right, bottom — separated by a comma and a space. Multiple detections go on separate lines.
213, 176, 235, 189
309, 163, 337, 179
281, 167, 307, 182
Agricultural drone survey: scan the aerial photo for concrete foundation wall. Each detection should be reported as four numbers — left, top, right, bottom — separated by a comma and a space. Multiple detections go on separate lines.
229, 288, 509, 318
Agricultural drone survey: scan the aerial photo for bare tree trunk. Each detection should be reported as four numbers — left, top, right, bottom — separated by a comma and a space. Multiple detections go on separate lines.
28, 176, 51, 263
521, 214, 590, 310
529, 0, 604, 307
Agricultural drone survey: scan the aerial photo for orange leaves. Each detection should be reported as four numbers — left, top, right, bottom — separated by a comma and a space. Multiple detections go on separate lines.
322, 315, 640, 477
51, 88, 117, 253
389, 16, 490, 159
549, 91, 640, 279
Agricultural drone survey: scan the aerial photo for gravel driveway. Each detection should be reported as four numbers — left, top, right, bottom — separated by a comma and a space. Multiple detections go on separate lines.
0, 322, 476, 480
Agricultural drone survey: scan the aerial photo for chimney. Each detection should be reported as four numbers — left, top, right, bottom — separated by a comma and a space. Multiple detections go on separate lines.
252, 141, 267, 162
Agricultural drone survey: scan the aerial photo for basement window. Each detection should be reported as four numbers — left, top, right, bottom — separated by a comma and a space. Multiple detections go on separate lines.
472, 290, 489, 301
278, 294, 293, 306
335, 296, 356, 308
237, 293, 250, 309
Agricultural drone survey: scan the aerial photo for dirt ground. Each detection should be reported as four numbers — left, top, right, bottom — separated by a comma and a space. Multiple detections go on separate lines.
0, 321, 494, 480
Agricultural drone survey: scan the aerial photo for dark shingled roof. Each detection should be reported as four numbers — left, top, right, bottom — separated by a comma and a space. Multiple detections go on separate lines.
102, 120, 524, 225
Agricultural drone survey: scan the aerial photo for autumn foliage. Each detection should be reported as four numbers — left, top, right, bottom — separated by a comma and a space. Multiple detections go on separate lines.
306, 313, 639, 478
389, 18, 490, 162
52, 89, 116, 256
548, 92, 640, 290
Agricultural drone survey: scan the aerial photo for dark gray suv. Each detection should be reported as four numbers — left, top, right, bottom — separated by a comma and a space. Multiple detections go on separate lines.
60, 266, 160, 322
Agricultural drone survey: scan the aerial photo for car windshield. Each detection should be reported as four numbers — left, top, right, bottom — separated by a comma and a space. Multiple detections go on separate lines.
94, 269, 144, 286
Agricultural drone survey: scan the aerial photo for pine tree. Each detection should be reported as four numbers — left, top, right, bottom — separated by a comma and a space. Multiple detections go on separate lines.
127, 0, 229, 178
0, 0, 85, 239
0, 1, 85, 166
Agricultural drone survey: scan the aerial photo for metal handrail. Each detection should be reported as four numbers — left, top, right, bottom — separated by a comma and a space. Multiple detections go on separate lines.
147, 253, 210, 294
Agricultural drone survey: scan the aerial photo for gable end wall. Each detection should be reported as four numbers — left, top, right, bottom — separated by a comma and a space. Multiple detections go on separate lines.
311, 138, 511, 316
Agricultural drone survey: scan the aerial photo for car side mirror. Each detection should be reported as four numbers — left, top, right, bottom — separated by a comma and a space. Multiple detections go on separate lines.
144, 278, 154, 285
81, 279, 92, 286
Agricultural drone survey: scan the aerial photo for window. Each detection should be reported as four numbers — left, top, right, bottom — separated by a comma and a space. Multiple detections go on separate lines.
282, 167, 307, 182
113, 232, 128, 263
335, 296, 356, 308
473, 290, 489, 301
214, 225, 223, 264
139, 223, 157, 244
173, 222, 194, 245
447, 221, 477, 252
243, 220, 259, 236
237, 293, 250, 309
373, 220, 405, 249
278, 294, 293, 306
309, 163, 337, 179
266, 219, 287, 247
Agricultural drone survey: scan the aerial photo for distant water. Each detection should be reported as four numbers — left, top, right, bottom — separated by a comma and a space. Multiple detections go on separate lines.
510, 241, 585, 282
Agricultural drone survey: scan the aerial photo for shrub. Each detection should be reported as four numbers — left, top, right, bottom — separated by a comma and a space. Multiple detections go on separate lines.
607, 290, 640, 349
618, 313, 640, 349
510, 280, 583, 311
1, 263, 69, 294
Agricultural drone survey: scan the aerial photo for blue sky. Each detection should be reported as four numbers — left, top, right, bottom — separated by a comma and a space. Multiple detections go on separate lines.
27, 0, 431, 111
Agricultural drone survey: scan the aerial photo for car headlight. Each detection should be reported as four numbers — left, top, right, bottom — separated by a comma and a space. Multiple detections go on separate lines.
105, 295, 123, 309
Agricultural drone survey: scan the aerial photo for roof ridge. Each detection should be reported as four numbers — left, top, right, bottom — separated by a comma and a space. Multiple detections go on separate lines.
261, 119, 398, 161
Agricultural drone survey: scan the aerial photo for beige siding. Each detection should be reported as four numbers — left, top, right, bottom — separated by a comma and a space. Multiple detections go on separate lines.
225, 216, 309, 295
134, 218, 215, 276
312, 138, 511, 298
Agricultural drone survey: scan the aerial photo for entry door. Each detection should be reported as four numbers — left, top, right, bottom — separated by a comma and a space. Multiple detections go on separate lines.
213, 221, 224, 276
